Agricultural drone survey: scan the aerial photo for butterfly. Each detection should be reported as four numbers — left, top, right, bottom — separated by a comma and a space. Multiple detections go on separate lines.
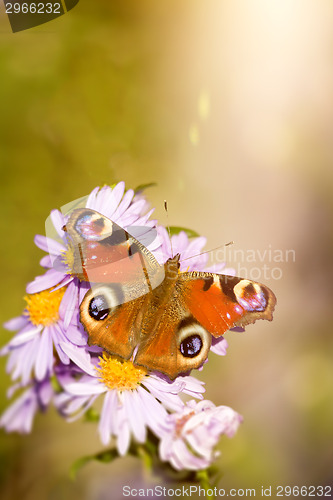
64, 208, 276, 380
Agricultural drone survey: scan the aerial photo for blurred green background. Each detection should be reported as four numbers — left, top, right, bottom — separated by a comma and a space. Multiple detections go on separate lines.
1, 1, 333, 499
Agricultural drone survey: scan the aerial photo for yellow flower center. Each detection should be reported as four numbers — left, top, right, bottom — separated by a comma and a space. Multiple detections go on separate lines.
24, 287, 66, 326
62, 248, 74, 274
96, 353, 147, 391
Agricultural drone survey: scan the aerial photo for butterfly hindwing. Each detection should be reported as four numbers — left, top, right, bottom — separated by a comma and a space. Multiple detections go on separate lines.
132, 267, 276, 379
134, 298, 212, 379
80, 284, 147, 359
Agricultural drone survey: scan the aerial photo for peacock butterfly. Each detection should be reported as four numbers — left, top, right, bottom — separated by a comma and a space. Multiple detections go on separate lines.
63, 208, 276, 379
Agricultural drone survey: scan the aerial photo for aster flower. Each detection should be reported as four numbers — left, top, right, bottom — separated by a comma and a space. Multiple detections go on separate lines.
0, 286, 86, 384
159, 399, 242, 470
56, 343, 205, 456
1, 183, 245, 485
0, 377, 53, 434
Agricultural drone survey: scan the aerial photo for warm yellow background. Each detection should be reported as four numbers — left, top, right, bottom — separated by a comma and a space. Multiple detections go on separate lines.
0, 1, 332, 499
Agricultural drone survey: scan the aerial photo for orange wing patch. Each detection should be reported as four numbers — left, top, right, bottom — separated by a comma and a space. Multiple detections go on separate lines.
181, 279, 244, 336
80, 291, 146, 360
134, 302, 211, 379
179, 273, 276, 338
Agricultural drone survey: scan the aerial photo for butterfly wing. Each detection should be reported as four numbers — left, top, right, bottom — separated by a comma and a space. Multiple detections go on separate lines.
80, 283, 148, 359
64, 208, 165, 301
176, 272, 276, 334
133, 270, 276, 379
133, 302, 212, 379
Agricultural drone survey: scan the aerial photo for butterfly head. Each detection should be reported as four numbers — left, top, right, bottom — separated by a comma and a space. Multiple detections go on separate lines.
164, 253, 181, 279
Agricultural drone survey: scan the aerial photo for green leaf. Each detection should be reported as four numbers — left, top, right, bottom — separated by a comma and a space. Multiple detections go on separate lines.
69, 449, 118, 480
50, 375, 61, 393
84, 407, 100, 422
168, 226, 200, 238
95, 449, 119, 463
70, 456, 94, 481
134, 182, 157, 194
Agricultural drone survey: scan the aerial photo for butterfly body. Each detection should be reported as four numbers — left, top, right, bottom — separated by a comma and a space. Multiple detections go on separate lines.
64, 208, 276, 379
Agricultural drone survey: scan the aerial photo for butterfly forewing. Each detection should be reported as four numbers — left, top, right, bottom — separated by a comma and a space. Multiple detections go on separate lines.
176, 272, 276, 335
64, 208, 165, 303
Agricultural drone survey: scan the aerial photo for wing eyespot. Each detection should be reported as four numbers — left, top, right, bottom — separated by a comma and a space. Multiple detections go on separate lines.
88, 295, 110, 321
86, 284, 123, 322
179, 334, 203, 358
74, 210, 114, 241
177, 318, 211, 362
233, 279, 267, 312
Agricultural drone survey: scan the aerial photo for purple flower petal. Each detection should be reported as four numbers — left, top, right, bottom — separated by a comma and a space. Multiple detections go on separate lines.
7, 324, 41, 348
180, 377, 205, 399
64, 323, 87, 346
0, 387, 37, 434
39, 380, 53, 406
64, 380, 106, 396
51, 275, 73, 291
119, 200, 147, 224
111, 189, 134, 220
59, 281, 78, 329
99, 390, 117, 445
102, 182, 126, 219
210, 337, 228, 356
34, 234, 65, 255
142, 379, 184, 413
170, 438, 203, 470
85, 187, 99, 209
39, 255, 52, 268
7, 383, 22, 399
35, 327, 53, 380
59, 342, 96, 377
78, 280, 90, 304
92, 186, 110, 213
61, 394, 99, 422
50, 209, 66, 238
26, 269, 66, 294
3, 316, 29, 332
136, 387, 169, 435
7, 336, 38, 384
116, 405, 131, 456
50, 325, 70, 364
6, 348, 22, 377
20, 337, 40, 385
123, 390, 146, 443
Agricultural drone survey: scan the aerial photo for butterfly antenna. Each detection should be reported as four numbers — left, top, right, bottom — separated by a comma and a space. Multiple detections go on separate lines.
164, 200, 174, 257
181, 241, 234, 263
